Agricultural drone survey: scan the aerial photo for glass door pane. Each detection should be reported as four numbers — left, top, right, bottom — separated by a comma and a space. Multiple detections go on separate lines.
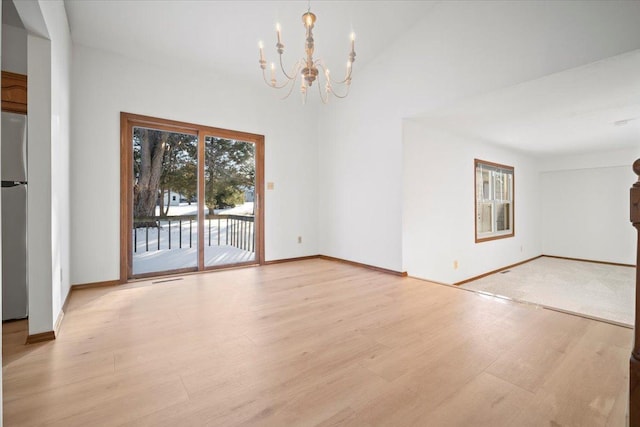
204, 136, 256, 267
132, 127, 199, 276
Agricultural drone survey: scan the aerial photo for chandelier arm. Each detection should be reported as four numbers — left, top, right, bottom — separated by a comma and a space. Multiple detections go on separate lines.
278, 54, 298, 81
316, 60, 353, 85
262, 68, 295, 90
313, 59, 351, 85
327, 84, 351, 99
336, 65, 354, 85
261, 69, 271, 87
315, 61, 333, 91
317, 79, 329, 104
330, 77, 351, 85
279, 73, 300, 100
316, 65, 350, 99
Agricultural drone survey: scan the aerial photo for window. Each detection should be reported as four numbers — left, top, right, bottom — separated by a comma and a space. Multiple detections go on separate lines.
475, 159, 514, 242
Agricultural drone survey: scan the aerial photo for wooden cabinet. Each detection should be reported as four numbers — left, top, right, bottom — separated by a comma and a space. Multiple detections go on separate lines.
2, 71, 27, 114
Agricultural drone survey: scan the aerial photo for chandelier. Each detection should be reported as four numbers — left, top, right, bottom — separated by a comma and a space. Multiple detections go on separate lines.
258, 4, 356, 103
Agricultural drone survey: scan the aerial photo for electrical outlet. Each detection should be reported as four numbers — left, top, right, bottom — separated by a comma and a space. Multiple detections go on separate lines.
297, 236, 302, 244
453, 260, 458, 270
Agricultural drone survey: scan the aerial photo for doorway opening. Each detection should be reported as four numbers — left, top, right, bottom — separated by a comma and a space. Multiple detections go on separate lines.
120, 113, 264, 281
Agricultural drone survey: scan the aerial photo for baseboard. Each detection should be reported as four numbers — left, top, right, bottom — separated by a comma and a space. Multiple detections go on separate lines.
51, 283, 74, 337
453, 255, 543, 286
318, 255, 408, 277
71, 279, 121, 290
26, 330, 56, 344
54, 309, 65, 336
542, 255, 635, 268
264, 255, 321, 265
62, 289, 71, 314
51, 278, 116, 338
263, 254, 407, 277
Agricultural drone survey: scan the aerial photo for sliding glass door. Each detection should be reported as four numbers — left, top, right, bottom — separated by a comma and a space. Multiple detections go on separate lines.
131, 127, 199, 276
120, 113, 264, 280
203, 136, 256, 267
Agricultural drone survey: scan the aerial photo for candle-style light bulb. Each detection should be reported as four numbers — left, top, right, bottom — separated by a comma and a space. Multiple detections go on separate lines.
276, 23, 282, 44
350, 32, 355, 52
258, 41, 264, 61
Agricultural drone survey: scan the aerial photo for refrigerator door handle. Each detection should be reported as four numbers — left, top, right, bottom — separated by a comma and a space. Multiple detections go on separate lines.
1, 181, 27, 187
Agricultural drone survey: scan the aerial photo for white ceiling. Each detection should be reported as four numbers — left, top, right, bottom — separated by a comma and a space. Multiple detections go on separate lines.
3, 0, 24, 28
413, 49, 640, 156
64, 0, 436, 86
62, 0, 639, 156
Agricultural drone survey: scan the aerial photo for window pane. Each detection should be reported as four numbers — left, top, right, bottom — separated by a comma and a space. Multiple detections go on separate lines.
481, 170, 490, 200
132, 127, 198, 275
496, 202, 510, 231
478, 202, 493, 233
204, 136, 256, 267
494, 171, 507, 200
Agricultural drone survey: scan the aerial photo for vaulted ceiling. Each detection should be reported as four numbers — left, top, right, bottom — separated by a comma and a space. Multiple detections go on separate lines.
61, 1, 640, 155
64, 1, 437, 86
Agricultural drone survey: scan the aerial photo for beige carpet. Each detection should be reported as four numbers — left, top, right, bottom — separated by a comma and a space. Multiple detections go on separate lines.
461, 256, 635, 327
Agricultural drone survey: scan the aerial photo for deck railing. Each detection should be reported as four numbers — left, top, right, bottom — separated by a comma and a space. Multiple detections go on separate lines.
133, 214, 255, 253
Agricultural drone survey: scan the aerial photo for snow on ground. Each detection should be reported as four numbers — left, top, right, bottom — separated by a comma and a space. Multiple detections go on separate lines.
133, 245, 255, 275
133, 202, 256, 275
154, 202, 254, 217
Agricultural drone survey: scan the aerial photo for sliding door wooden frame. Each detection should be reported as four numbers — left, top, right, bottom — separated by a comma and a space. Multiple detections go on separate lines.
120, 112, 265, 283
198, 126, 265, 271
197, 132, 206, 271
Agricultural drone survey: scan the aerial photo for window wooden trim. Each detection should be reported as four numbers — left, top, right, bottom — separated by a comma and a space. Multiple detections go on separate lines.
120, 112, 265, 282
474, 158, 515, 243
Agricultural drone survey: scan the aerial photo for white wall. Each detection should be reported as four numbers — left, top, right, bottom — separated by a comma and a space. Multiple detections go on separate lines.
317, 1, 640, 273
41, 0, 72, 330
540, 148, 640, 265
26, 34, 52, 335
1, 23, 26, 74
402, 121, 541, 284
70, 45, 319, 285
15, 0, 71, 335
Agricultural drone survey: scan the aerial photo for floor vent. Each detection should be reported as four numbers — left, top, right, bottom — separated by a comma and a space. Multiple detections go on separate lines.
152, 277, 184, 284
500, 270, 511, 274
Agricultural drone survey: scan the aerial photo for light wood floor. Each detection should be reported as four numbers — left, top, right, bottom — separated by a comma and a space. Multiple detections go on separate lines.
2, 259, 632, 426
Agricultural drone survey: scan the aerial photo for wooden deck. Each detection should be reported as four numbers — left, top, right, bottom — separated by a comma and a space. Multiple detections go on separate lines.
2, 258, 631, 426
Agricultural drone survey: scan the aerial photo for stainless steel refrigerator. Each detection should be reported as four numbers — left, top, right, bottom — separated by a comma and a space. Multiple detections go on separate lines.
2, 111, 28, 321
